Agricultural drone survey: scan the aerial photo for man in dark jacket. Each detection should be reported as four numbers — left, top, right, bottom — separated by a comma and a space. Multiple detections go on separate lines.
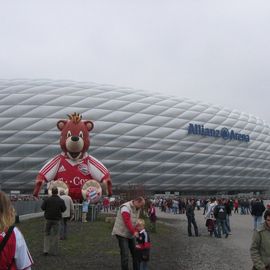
186, 199, 199, 237
251, 198, 266, 231
224, 199, 232, 234
214, 199, 229, 238
41, 187, 66, 255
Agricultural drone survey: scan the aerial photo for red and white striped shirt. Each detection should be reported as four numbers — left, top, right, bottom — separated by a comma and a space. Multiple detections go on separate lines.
38, 153, 110, 200
0, 227, 33, 270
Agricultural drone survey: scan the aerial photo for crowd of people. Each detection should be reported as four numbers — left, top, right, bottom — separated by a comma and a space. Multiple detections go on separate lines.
152, 196, 270, 269
109, 195, 270, 270
153, 196, 269, 235
1, 191, 270, 270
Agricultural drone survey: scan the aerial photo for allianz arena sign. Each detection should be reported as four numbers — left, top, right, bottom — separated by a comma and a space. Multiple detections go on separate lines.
188, 123, 250, 142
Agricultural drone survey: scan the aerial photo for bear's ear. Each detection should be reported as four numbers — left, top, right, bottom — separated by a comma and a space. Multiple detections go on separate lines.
84, 121, 94, 131
57, 120, 67, 131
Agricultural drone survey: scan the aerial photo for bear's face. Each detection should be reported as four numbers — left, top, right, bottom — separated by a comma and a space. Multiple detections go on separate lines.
57, 114, 94, 160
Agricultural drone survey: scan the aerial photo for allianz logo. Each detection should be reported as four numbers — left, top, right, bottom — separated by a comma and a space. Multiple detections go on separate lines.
187, 123, 250, 142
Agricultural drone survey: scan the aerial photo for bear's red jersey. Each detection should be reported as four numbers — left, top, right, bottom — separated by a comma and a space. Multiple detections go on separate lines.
0, 227, 33, 270
38, 153, 110, 200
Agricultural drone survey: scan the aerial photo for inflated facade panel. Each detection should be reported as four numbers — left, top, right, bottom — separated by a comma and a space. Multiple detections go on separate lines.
0, 79, 270, 192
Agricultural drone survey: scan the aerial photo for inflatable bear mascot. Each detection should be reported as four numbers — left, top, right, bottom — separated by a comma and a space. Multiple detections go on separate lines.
33, 112, 112, 201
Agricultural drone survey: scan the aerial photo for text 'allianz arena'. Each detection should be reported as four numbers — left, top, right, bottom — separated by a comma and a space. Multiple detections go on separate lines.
1, 79, 270, 194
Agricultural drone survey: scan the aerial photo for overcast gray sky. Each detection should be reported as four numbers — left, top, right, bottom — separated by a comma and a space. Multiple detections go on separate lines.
1, 1, 270, 123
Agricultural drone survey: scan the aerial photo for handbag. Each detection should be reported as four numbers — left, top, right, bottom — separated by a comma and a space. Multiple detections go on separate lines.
0, 225, 15, 270
205, 219, 212, 227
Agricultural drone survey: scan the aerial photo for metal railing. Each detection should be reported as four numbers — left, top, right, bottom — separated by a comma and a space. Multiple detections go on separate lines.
74, 203, 98, 222
11, 200, 99, 222
12, 200, 43, 216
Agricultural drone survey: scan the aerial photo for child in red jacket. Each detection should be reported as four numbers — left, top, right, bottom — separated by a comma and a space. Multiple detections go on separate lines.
135, 219, 151, 270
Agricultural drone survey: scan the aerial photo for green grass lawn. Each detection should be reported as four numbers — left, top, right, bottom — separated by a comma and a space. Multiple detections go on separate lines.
17, 214, 172, 270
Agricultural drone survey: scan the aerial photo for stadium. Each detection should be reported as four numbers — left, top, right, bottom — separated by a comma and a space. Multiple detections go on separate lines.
1, 79, 270, 195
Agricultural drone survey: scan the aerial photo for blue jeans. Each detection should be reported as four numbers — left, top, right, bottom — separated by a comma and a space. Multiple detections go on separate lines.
139, 261, 148, 270
216, 219, 228, 237
210, 227, 218, 237
187, 216, 198, 236
253, 216, 262, 230
116, 235, 138, 270
60, 217, 69, 239
225, 215, 231, 233
44, 219, 60, 254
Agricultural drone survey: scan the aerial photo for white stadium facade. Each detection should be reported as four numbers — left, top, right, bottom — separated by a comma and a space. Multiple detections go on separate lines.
1, 79, 270, 194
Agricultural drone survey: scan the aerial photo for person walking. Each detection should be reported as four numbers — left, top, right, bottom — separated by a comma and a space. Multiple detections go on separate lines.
196, 199, 201, 210
245, 199, 251, 215
203, 199, 208, 215
148, 202, 157, 233
224, 199, 232, 234
59, 190, 74, 240
0, 191, 33, 269
172, 198, 179, 214
251, 198, 266, 231
103, 197, 110, 212
41, 187, 66, 256
234, 199, 239, 214
205, 198, 218, 237
252, 198, 265, 230
214, 199, 229, 238
250, 209, 270, 270
112, 197, 145, 270
82, 198, 89, 223
186, 199, 199, 237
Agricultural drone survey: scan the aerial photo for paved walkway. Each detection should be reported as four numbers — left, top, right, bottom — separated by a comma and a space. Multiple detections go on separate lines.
156, 208, 254, 269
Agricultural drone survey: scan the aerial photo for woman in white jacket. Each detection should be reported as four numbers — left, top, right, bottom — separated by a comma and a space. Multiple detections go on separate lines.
205, 198, 218, 237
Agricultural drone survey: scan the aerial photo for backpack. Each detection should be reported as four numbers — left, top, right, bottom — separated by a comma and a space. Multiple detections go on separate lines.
214, 205, 226, 219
